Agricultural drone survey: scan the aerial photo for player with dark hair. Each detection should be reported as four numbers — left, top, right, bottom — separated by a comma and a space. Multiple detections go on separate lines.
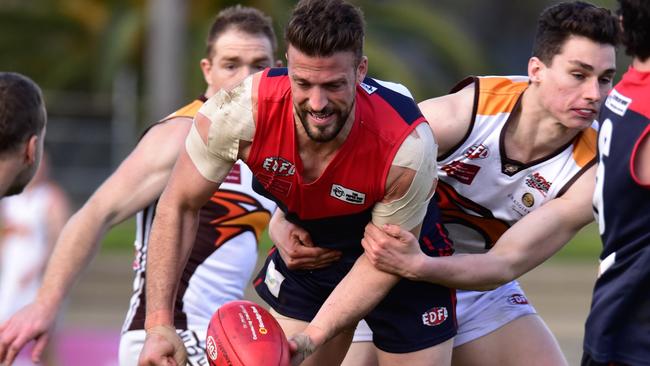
138, 0, 456, 365
0, 72, 46, 198
277, 1, 620, 365
583, 0, 650, 365
0, 6, 282, 366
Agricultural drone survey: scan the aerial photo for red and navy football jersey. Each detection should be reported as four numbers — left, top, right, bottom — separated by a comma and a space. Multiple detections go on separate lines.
247, 68, 426, 253
585, 66, 650, 365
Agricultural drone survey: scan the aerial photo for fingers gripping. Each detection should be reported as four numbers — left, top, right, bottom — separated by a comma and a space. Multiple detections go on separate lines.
145, 325, 188, 366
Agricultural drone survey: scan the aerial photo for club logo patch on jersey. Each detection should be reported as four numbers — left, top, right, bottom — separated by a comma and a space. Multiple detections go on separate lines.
604, 89, 631, 117
521, 192, 535, 207
330, 184, 366, 205
262, 156, 296, 176
360, 82, 378, 95
441, 161, 481, 185
204, 190, 273, 247
422, 307, 449, 326
507, 293, 529, 305
463, 144, 489, 160
503, 163, 521, 175
525, 172, 551, 196
507, 193, 532, 217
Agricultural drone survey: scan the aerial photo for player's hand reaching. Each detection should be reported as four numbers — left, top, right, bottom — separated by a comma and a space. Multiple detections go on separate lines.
362, 223, 426, 280
269, 210, 341, 270
0, 301, 57, 365
138, 325, 187, 366
288, 333, 317, 366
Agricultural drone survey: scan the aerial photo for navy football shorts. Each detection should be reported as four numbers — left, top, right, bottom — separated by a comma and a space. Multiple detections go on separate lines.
254, 209, 457, 353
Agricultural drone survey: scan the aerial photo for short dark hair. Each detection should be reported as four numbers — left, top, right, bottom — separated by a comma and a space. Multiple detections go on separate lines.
532, 1, 620, 64
0, 72, 46, 155
618, 0, 650, 61
205, 5, 277, 58
285, 0, 365, 63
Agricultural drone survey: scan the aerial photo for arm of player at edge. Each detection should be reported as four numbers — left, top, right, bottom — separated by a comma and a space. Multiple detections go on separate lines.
291, 122, 439, 361
363, 160, 597, 291
0, 119, 192, 365
138, 76, 257, 366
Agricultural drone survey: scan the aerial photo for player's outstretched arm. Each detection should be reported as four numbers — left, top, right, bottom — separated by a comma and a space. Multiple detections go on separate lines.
268, 210, 342, 270
364, 166, 597, 291
138, 139, 219, 366
140, 77, 257, 365
0, 118, 191, 365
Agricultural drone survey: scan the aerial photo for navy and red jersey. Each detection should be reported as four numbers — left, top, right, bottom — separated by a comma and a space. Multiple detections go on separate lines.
247, 67, 426, 253
585, 66, 650, 365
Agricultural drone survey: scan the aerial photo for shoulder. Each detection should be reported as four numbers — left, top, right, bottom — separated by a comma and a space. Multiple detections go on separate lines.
419, 82, 475, 156
141, 116, 193, 149
571, 127, 598, 168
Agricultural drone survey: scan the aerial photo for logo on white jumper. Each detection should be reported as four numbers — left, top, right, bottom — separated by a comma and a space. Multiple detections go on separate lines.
330, 184, 366, 205
422, 307, 448, 326
360, 82, 378, 95
605, 89, 631, 117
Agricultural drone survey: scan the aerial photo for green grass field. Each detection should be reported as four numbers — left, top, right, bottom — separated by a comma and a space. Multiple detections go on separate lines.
101, 219, 603, 261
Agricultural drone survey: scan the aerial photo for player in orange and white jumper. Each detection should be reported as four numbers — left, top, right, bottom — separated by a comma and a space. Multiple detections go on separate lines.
340, 2, 620, 366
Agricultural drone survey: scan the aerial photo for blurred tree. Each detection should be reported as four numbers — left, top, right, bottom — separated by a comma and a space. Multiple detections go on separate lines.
0, 0, 623, 113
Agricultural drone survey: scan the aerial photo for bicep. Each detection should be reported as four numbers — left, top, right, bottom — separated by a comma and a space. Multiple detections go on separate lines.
83, 121, 191, 226
419, 85, 474, 157
161, 144, 221, 211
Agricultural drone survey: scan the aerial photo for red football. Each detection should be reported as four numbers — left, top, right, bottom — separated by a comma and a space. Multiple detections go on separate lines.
205, 300, 291, 366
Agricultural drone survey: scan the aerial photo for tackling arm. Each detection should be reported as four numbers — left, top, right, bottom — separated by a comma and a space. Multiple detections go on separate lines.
365, 165, 597, 291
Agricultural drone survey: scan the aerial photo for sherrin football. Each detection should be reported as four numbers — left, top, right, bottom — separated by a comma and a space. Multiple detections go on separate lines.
206, 300, 291, 366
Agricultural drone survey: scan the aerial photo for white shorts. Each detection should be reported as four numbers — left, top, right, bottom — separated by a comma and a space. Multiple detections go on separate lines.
453, 280, 536, 347
119, 328, 208, 366
352, 319, 373, 343
350, 280, 536, 347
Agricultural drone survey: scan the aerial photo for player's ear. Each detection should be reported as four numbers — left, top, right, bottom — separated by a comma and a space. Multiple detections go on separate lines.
356, 56, 368, 83
200, 58, 213, 85
528, 57, 545, 84
24, 134, 38, 164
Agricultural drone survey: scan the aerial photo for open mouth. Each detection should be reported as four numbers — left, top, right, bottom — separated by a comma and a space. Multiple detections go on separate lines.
309, 111, 335, 125
572, 108, 596, 119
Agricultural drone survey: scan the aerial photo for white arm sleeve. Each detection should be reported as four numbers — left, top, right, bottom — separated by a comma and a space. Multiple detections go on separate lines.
185, 76, 255, 183
371, 123, 438, 230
